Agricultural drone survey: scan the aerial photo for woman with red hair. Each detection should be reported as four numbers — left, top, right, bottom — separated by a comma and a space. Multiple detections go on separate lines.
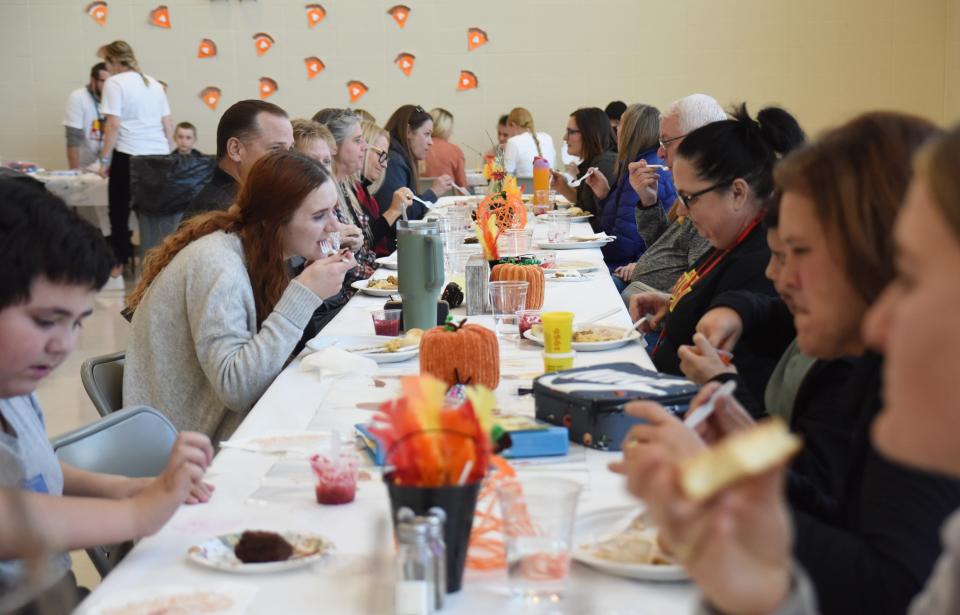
123, 151, 356, 441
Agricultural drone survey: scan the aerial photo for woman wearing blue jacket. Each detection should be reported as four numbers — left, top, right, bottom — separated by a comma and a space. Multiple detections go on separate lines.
585, 104, 676, 284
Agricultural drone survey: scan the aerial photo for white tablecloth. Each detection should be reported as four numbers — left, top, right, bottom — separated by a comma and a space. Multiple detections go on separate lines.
78, 212, 697, 614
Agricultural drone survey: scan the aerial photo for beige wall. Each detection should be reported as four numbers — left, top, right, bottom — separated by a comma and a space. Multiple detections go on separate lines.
1, 0, 958, 171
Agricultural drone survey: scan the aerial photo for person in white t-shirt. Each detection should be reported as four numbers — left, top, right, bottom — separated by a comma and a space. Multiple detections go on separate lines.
502, 107, 557, 177
96, 40, 173, 267
63, 62, 108, 170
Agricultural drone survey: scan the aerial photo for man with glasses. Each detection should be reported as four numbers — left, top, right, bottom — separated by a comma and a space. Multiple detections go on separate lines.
63, 63, 109, 170
620, 93, 727, 301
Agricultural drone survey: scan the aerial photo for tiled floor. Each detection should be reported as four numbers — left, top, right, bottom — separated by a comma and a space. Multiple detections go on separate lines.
35, 283, 132, 591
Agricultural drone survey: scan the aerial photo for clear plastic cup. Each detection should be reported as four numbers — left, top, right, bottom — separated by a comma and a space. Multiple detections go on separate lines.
371, 309, 402, 336
498, 228, 534, 257
516, 309, 542, 338
489, 281, 529, 338
496, 477, 582, 601
310, 453, 359, 505
546, 213, 571, 243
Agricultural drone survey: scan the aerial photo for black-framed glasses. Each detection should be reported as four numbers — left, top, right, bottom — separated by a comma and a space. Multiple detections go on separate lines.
658, 134, 686, 149
369, 146, 388, 165
676, 180, 732, 208
565, 128, 581, 137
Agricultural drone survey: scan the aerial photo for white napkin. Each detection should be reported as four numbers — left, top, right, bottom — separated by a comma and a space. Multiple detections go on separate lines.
300, 346, 378, 378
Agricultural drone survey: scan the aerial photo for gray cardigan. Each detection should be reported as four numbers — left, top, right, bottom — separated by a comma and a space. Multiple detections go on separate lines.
698, 509, 960, 615
123, 231, 323, 442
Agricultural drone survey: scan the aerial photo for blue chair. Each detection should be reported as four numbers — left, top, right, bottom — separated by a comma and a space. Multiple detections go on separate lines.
80, 351, 125, 417
51, 406, 178, 576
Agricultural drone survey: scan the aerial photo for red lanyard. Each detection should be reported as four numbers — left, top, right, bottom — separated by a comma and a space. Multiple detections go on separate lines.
651, 216, 763, 358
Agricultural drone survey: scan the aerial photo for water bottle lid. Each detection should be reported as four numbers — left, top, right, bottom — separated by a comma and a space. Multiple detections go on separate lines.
397, 519, 431, 542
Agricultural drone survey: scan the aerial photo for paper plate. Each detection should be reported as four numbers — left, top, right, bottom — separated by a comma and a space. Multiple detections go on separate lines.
536, 213, 593, 223
188, 531, 334, 574
351, 279, 398, 297
523, 326, 640, 351
573, 507, 687, 582
306, 335, 419, 364
374, 255, 397, 270
535, 238, 614, 250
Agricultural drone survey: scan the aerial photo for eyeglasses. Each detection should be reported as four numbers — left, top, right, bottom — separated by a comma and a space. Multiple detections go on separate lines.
658, 134, 686, 150
565, 128, 581, 137
676, 180, 732, 209
369, 146, 388, 165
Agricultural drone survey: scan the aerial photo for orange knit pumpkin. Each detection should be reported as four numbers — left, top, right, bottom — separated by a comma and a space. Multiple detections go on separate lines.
490, 263, 544, 309
420, 320, 500, 390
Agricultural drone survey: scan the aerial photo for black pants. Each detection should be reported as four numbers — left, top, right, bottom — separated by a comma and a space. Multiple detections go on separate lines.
107, 150, 134, 264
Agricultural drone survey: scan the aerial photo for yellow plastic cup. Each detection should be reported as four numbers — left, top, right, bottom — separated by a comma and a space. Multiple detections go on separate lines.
540, 311, 574, 353
543, 351, 576, 373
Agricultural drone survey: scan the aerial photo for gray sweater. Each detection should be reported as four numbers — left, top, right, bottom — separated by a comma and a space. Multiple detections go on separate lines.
621, 209, 711, 297
698, 509, 960, 615
123, 231, 323, 442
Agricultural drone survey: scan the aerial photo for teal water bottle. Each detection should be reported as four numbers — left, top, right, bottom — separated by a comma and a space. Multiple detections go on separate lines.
396, 220, 445, 331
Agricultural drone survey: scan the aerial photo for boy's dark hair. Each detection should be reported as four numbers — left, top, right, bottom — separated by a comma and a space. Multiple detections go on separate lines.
90, 62, 107, 78
605, 101, 627, 121
175, 121, 197, 134
0, 180, 114, 310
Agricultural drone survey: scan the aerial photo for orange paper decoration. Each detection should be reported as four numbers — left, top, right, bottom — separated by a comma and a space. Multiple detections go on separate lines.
85, 1, 108, 26
305, 3, 327, 27
199, 86, 221, 110
149, 5, 170, 28
197, 38, 217, 59
395, 53, 415, 77
457, 70, 479, 91
467, 28, 489, 51
253, 33, 275, 57
347, 80, 369, 103
387, 5, 410, 28
305, 57, 326, 79
259, 77, 278, 99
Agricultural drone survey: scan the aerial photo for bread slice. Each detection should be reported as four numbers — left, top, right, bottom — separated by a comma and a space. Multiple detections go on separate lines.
678, 418, 801, 502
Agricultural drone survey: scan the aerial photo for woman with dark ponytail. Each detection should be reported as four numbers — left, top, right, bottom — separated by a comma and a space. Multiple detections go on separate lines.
628, 104, 806, 400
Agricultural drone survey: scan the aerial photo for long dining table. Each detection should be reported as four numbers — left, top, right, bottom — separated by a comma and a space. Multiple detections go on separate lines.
77, 201, 698, 614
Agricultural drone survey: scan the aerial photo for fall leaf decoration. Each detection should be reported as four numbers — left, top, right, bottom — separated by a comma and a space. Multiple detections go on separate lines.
467, 28, 489, 51
85, 1, 107, 26
347, 80, 369, 103
305, 57, 326, 79
259, 77, 278, 99
457, 70, 479, 91
387, 5, 411, 28
199, 86, 221, 110
305, 3, 326, 28
395, 52, 416, 76
197, 38, 217, 59
253, 32, 275, 57
148, 5, 170, 28
369, 374, 496, 488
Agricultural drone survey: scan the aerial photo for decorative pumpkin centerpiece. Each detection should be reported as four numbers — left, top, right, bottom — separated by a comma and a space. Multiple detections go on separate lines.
420, 318, 500, 390
490, 262, 544, 309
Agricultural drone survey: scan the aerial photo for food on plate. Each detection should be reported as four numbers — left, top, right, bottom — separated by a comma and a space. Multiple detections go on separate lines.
572, 327, 624, 342
678, 418, 802, 502
464, 235, 479, 244
585, 515, 674, 566
548, 270, 582, 279
384, 328, 423, 352
233, 530, 294, 563
566, 206, 585, 216
367, 275, 398, 290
